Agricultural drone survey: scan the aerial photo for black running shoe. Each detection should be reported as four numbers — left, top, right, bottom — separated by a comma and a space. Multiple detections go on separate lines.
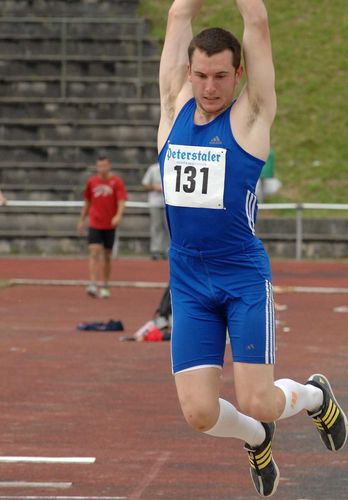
306, 373, 348, 451
244, 422, 280, 497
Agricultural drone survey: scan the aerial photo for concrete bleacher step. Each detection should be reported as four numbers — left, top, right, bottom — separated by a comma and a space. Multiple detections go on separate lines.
0, 79, 159, 99
0, 60, 160, 78
0, 206, 149, 232
0, 185, 147, 201
0, 97, 160, 121
0, 162, 148, 186
0, 231, 151, 256
0, 38, 159, 58
0, 118, 158, 126
1, 0, 140, 17
0, 144, 157, 166
0, 20, 153, 48
0, 57, 160, 75
0, 120, 158, 142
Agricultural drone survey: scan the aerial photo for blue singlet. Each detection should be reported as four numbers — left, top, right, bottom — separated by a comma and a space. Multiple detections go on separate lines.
158, 98, 276, 373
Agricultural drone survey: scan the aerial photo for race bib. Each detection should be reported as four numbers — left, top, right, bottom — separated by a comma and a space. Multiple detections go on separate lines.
163, 144, 226, 209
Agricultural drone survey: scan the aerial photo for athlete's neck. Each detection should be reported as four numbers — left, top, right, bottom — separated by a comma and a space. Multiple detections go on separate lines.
194, 102, 230, 125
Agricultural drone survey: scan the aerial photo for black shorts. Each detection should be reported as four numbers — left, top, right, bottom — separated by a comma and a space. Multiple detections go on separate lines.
88, 227, 116, 250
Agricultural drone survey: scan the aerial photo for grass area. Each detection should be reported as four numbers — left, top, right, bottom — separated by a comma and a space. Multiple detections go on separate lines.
138, 0, 348, 204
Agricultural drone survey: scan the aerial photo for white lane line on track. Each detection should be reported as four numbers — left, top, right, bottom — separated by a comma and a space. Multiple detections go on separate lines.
0, 497, 127, 499
8, 279, 167, 289
129, 451, 171, 500
0, 482, 72, 489
0, 457, 96, 464
273, 285, 348, 294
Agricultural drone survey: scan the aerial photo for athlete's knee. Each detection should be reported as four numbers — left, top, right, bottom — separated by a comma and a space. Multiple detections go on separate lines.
239, 392, 280, 422
89, 246, 101, 260
180, 399, 218, 432
104, 249, 112, 261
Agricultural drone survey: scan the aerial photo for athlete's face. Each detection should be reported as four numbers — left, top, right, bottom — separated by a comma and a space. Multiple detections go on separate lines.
188, 48, 243, 119
96, 159, 112, 179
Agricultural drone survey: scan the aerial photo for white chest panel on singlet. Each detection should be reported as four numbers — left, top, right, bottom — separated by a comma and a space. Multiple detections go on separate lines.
163, 144, 226, 209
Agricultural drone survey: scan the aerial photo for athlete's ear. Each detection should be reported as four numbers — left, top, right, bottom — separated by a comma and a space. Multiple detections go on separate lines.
187, 63, 192, 82
235, 65, 244, 85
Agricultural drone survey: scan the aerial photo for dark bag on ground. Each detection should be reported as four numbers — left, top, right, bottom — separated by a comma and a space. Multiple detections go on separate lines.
77, 319, 124, 331
119, 286, 172, 342
155, 286, 171, 320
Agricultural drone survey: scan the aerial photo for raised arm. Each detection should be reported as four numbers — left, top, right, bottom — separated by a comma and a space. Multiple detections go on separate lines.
158, 0, 203, 151
232, 0, 276, 157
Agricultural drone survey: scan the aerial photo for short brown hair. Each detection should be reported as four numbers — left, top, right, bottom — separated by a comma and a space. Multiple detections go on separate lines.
188, 28, 241, 69
97, 154, 109, 162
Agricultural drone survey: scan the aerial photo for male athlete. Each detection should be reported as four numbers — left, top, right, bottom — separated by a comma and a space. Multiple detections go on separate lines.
78, 155, 127, 298
157, 0, 347, 496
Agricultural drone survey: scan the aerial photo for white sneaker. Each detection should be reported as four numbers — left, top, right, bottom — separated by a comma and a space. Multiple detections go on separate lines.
86, 284, 98, 297
100, 287, 110, 299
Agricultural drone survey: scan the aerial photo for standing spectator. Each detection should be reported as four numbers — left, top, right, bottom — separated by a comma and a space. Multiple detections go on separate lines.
142, 162, 169, 259
78, 156, 128, 298
0, 190, 7, 206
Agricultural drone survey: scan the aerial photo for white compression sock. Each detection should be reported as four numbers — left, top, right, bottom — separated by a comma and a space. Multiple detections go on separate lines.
204, 398, 266, 447
274, 378, 324, 420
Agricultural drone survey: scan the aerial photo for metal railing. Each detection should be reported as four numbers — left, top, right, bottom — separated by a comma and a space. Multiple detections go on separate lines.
259, 203, 348, 259
0, 17, 149, 99
4, 201, 348, 259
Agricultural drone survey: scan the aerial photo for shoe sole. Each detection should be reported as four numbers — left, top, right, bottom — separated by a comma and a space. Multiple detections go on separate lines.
308, 373, 348, 451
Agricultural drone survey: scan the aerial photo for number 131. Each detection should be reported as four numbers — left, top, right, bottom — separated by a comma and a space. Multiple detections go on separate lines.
174, 165, 209, 194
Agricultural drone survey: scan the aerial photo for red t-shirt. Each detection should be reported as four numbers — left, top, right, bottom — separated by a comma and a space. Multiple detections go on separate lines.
84, 175, 128, 229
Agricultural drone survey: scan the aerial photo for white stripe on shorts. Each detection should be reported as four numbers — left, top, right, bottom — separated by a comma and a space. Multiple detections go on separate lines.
265, 280, 275, 364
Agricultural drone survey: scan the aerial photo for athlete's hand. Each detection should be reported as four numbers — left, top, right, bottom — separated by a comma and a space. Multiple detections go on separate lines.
77, 219, 85, 236
0, 191, 6, 206
111, 215, 120, 228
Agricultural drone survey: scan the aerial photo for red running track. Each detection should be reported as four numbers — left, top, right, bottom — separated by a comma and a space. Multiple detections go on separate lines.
0, 257, 347, 499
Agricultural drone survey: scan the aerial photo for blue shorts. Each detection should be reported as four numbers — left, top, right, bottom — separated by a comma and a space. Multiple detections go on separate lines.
169, 240, 276, 374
